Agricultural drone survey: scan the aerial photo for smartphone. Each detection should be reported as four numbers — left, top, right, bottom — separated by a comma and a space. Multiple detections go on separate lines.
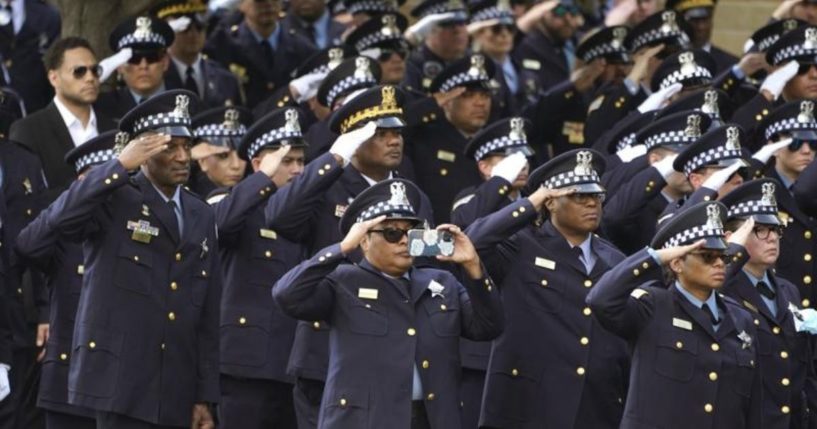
408, 229, 455, 257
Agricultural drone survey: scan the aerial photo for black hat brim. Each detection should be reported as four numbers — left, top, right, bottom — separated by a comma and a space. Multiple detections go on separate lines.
701, 236, 728, 250
792, 130, 817, 140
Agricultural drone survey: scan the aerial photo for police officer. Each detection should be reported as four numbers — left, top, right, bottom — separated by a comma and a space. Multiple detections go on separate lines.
449, 116, 532, 429
586, 201, 762, 429
756, 100, 817, 307
44, 90, 220, 429
720, 178, 817, 428
15, 131, 125, 429
666, 0, 738, 72
466, 149, 630, 429
404, 0, 470, 93
650, 49, 717, 97
96, 16, 176, 121
187, 106, 253, 197
209, 108, 311, 429
405, 54, 494, 224
344, 12, 410, 86
151, 0, 244, 109
603, 111, 710, 254
280, 0, 347, 50
343, 0, 405, 26
204, 0, 317, 107
273, 178, 504, 429
265, 84, 433, 429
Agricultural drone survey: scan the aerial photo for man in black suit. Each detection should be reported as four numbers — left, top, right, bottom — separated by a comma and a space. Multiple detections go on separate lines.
0, 0, 61, 112
152, 0, 243, 109
9, 37, 116, 201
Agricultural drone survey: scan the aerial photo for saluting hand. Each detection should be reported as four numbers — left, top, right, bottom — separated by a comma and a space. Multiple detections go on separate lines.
654, 239, 706, 264
340, 215, 387, 255
259, 144, 292, 178
191, 403, 214, 429
528, 186, 578, 212
727, 217, 756, 247
118, 133, 171, 171
433, 87, 466, 108
571, 58, 607, 93
435, 224, 484, 279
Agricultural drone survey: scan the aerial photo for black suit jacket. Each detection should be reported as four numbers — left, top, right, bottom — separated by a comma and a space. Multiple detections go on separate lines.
9, 101, 116, 200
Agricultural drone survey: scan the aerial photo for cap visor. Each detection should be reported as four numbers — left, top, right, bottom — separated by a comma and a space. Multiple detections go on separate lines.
196, 136, 241, 150
684, 8, 713, 19
508, 145, 535, 157
375, 116, 406, 129
792, 130, 817, 140
751, 214, 781, 225
571, 182, 606, 194
702, 236, 728, 250
151, 125, 192, 138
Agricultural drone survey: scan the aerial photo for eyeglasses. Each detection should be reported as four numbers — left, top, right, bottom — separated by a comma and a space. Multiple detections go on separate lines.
377, 47, 408, 61
369, 227, 410, 243
788, 139, 817, 152
566, 193, 606, 204
127, 51, 164, 65
553, 4, 579, 17
797, 62, 817, 75
753, 225, 784, 240
690, 250, 729, 265
489, 24, 516, 35
71, 64, 101, 79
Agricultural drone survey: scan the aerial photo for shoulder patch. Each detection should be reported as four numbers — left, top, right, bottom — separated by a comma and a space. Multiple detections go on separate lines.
630, 288, 649, 299
587, 95, 604, 114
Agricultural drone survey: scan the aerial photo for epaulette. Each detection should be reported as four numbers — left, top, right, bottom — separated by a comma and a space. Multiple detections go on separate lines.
451, 194, 475, 211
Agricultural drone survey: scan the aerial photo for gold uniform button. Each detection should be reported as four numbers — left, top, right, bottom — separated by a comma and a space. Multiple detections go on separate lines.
576, 367, 585, 376
440, 168, 448, 176
711, 343, 720, 352
704, 195, 711, 201
755, 114, 763, 121
709, 372, 718, 381
427, 393, 435, 401
511, 368, 519, 376
422, 360, 429, 369
773, 326, 781, 334
781, 350, 789, 359
704, 403, 713, 413
239, 317, 247, 325
265, 250, 272, 258
782, 405, 791, 414
782, 378, 790, 386
133, 256, 140, 262
754, 319, 760, 326
170, 282, 178, 291
168, 312, 176, 321
540, 279, 548, 287
804, 299, 812, 307
313, 321, 321, 330
512, 211, 519, 217
407, 328, 416, 336
583, 307, 592, 316
60, 353, 68, 361
318, 256, 326, 262
583, 280, 593, 288
89, 341, 96, 349
440, 304, 447, 311
339, 398, 347, 407
175, 253, 182, 261
806, 231, 813, 239
519, 206, 526, 213
806, 253, 813, 262
805, 275, 812, 285
580, 337, 589, 346
633, 269, 640, 276
161, 343, 166, 350
105, 179, 111, 185
642, 262, 649, 269
676, 341, 684, 349
259, 190, 266, 196
112, 173, 119, 180
324, 164, 331, 170
318, 169, 325, 175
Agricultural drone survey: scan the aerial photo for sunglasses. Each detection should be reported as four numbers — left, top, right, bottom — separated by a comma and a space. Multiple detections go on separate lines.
566, 193, 606, 204
128, 51, 164, 65
72, 64, 101, 79
753, 225, 784, 240
789, 139, 817, 151
553, 5, 579, 17
489, 24, 516, 35
690, 250, 729, 265
378, 47, 408, 61
797, 62, 817, 75
369, 227, 410, 244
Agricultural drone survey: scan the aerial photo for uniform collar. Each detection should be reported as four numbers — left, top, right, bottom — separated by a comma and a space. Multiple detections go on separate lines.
674, 280, 719, 320
150, 182, 182, 207
249, 22, 281, 50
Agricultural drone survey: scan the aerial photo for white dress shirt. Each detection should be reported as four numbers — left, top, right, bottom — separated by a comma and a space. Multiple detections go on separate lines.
53, 96, 98, 146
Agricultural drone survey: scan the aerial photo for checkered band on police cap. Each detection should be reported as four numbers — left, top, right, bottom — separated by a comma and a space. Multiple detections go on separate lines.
771, 28, 817, 64
75, 149, 117, 173
347, 0, 400, 14
354, 31, 402, 52
643, 130, 699, 151
194, 123, 247, 139
615, 133, 637, 152
326, 72, 379, 107
247, 126, 302, 160
356, 181, 417, 222
439, 68, 490, 92
683, 144, 743, 176
727, 199, 778, 218
471, 5, 513, 24
133, 111, 192, 135
631, 27, 689, 52
474, 136, 527, 160
659, 64, 712, 90
764, 116, 817, 140
663, 223, 724, 248
582, 44, 627, 62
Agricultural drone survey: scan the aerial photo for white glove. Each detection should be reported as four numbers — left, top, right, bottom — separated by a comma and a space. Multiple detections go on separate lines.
790, 303, 817, 334
752, 138, 792, 163
637, 82, 683, 113
289, 70, 328, 103
616, 144, 647, 163
99, 48, 132, 82
405, 12, 459, 41
490, 152, 528, 183
702, 162, 742, 191
743, 38, 755, 54
330, 122, 378, 167
168, 16, 191, 33
760, 61, 799, 101
0, 365, 9, 402
209, 0, 240, 11
653, 154, 678, 179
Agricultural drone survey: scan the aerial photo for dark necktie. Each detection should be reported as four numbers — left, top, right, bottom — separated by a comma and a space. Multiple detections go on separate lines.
259, 40, 274, 66
168, 200, 183, 239
757, 281, 776, 301
701, 303, 719, 326
572, 246, 586, 273
184, 66, 198, 96
395, 277, 411, 299
305, 24, 317, 46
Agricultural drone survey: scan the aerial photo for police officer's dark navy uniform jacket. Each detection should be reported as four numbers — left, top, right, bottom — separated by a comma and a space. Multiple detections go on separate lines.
210, 171, 304, 382
466, 199, 629, 429
43, 159, 221, 427
512, 28, 570, 98
164, 58, 243, 109
273, 249, 504, 429
586, 248, 763, 429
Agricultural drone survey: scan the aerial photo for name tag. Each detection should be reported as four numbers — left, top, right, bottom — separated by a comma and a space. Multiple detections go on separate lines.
335, 204, 347, 218
358, 288, 379, 300
672, 317, 693, 331
259, 229, 277, 240
437, 150, 456, 162
522, 59, 541, 70
534, 257, 556, 270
